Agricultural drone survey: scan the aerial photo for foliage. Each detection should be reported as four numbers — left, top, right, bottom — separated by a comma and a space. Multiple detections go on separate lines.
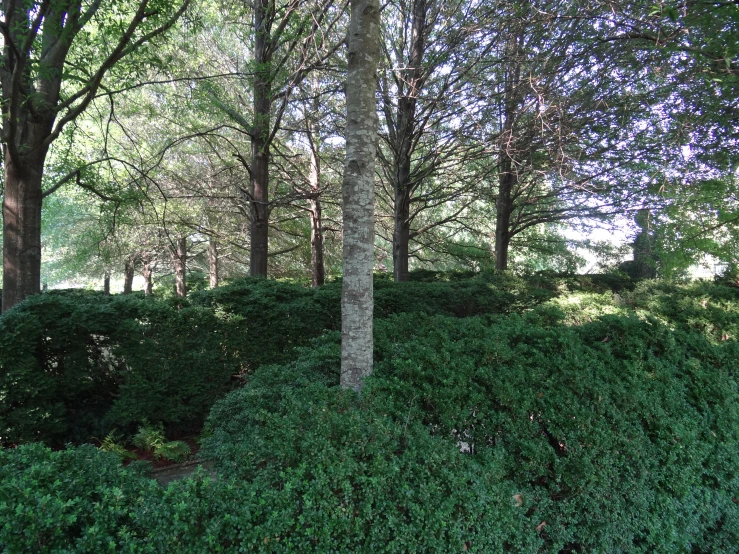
98, 431, 137, 461
203, 378, 538, 552
365, 311, 739, 552
4, 275, 735, 449
1, 438, 535, 553
0, 291, 238, 445
131, 424, 191, 463
0, 444, 157, 553
2, 277, 739, 551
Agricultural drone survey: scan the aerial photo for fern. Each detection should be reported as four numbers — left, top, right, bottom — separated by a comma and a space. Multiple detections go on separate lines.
132, 424, 191, 462
98, 432, 136, 460
154, 440, 191, 463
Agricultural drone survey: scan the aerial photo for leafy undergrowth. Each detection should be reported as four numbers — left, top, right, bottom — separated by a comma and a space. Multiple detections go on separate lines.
0, 272, 557, 446
1, 274, 738, 552
97, 425, 197, 469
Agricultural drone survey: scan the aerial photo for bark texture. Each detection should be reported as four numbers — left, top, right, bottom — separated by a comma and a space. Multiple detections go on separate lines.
391, 0, 427, 282
123, 256, 135, 294
632, 209, 657, 278
0, 0, 191, 312
340, 0, 381, 392
310, 196, 325, 287
495, 159, 515, 271
103, 271, 111, 296
208, 240, 220, 289
142, 256, 154, 296
249, 0, 272, 278
172, 237, 187, 298
494, 34, 521, 271
2, 157, 45, 310
308, 122, 325, 287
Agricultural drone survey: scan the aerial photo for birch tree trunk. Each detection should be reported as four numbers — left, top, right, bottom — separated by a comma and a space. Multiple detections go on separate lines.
340, 0, 381, 392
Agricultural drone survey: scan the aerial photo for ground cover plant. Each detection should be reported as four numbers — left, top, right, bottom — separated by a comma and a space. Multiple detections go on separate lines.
0, 273, 554, 446
1, 274, 739, 552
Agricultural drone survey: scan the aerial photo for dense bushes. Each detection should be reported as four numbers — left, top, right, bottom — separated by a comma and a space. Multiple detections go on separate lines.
0, 444, 157, 552
200, 364, 538, 553
1, 274, 556, 445
2, 275, 739, 552
366, 312, 739, 551
201, 302, 739, 551
0, 292, 239, 445
1, 427, 536, 552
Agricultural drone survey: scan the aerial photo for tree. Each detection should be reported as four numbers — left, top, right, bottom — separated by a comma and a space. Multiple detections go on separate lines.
594, 0, 739, 272
200, 0, 344, 278
170, 235, 187, 297
0, 0, 190, 312
340, 0, 380, 392
468, 1, 658, 271
377, 0, 491, 281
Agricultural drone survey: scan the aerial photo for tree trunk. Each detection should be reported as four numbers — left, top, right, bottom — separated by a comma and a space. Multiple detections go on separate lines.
123, 256, 135, 294
2, 153, 45, 312
633, 209, 657, 278
1, 1, 190, 311
249, 0, 272, 278
495, 34, 521, 272
392, 190, 411, 281
340, 0, 381, 392
208, 240, 219, 289
172, 237, 187, 298
306, 74, 325, 288
310, 197, 325, 287
391, 0, 427, 282
103, 271, 111, 296
142, 257, 154, 296
495, 161, 515, 271
308, 129, 325, 287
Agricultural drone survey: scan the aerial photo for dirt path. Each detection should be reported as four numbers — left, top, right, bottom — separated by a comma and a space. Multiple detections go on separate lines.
150, 460, 216, 486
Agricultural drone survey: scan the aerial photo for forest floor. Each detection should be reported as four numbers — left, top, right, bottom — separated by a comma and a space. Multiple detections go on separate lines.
122, 437, 214, 485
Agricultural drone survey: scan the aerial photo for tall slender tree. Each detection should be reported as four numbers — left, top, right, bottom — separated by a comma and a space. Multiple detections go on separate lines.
201, 0, 345, 277
340, 0, 380, 392
378, 0, 491, 281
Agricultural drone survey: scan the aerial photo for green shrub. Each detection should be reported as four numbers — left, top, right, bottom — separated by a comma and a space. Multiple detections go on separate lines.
0, 274, 566, 446
366, 312, 739, 552
0, 292, 122, 445
189, 278, 342, 368
0, 292, 238, 445
98, 430, 137, 460
2, 435, 537, 553
4, 276, 739, 552
199, 304, 739, 551
200, 360, 540, 553
0, 443, 157, 553
619, 280, 739, 342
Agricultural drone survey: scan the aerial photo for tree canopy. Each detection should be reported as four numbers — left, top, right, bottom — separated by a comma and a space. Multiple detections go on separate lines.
2, 0, 737, 303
